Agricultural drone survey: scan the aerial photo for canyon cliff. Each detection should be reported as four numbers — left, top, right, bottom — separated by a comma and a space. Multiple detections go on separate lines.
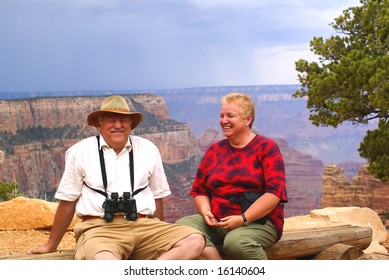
321, 164, 389, 217
0, 94, 202, 221
1, 94, 325, 221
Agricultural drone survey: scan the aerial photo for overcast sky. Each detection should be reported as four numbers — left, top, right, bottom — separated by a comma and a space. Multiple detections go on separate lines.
0, 0, 359, 93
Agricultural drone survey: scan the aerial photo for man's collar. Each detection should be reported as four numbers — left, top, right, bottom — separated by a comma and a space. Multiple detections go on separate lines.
98, 134, 132, 151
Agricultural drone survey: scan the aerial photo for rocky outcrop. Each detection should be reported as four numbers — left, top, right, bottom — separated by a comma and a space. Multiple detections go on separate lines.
0, 94, 337, 221
276, 138, 324, 217
1, 197, 387, 256
0, 95, 201, 203
196, 128, 225, 152
0, 196, 78, 230
0, 144, 68, 198
321, 164, 389, 216
286, 207, 388, 255
146, 130, 199, 164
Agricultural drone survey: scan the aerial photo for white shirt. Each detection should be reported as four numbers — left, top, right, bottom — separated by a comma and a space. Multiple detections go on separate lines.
55, 135, 171, 217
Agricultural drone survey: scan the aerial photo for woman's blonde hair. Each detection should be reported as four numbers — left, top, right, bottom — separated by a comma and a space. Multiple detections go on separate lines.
221, 92, 255, 128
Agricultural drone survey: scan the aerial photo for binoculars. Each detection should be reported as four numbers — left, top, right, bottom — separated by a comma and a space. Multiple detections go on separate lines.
102, 192, 137, 221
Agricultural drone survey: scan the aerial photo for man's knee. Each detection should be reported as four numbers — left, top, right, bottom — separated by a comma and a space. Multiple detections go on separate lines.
186, 233, 206, 251
91, 250, 119, 260
177, 233, 205, 253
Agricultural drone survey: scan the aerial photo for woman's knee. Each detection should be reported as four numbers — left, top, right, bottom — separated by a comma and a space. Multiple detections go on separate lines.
223, 233, 268, 260
176, 214, 203, 227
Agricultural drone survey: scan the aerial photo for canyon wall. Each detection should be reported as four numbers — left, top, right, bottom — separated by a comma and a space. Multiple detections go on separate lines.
321, 164, 389, 216
0, 94, 169, 133
0, 94, 336, 221
0, 95, 200, 210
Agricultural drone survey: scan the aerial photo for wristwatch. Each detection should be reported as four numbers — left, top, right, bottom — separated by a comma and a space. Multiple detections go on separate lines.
241, 214, 249, 226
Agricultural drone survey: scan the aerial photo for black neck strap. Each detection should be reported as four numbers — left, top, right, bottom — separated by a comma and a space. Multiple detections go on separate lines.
98, 135, 108, 191
84, 136, 146, 198
97, 135, 136, 197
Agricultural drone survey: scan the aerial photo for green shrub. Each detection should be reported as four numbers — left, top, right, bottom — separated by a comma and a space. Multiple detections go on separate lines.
0, 181, 24, 202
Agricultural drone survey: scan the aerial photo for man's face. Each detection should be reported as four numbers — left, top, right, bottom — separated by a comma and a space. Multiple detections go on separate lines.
98, 113, 132, 153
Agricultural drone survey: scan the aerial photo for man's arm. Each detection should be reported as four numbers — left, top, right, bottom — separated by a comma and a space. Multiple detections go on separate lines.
28, 199, 77, 254
151, 198, 164, 221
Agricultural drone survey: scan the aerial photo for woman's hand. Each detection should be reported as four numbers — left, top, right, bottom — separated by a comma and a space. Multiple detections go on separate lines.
194, 196, 220, 227
202, 210, 219, 227
218, 215, 244, 230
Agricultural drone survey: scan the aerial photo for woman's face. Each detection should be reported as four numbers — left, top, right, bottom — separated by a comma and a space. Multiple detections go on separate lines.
219, 101, 251, 138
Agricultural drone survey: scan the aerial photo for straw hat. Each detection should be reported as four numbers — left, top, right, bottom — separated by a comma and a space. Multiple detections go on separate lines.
87, 95, 142, 129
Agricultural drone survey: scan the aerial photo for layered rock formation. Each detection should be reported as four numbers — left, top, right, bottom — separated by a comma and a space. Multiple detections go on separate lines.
321, 164, 389, 216
0, 94, 327, 221
276, 138, 324, 217
0, 94, 201, 220
0, 94, 169, 133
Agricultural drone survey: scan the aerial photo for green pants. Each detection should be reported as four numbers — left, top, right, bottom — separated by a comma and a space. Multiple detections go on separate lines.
176, 214, 277, 260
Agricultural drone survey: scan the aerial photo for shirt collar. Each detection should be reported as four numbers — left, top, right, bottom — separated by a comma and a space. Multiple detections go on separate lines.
98, 134, 132, 152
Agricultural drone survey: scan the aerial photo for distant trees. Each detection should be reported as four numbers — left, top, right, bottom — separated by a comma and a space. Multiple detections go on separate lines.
0, 124, 88, 154
293, 0, 388, 181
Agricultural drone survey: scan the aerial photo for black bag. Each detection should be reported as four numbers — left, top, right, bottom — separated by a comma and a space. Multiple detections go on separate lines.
229, 191, 268, 225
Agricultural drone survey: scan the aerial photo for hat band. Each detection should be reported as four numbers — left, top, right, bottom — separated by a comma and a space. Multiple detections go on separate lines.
103, 107, 131, 113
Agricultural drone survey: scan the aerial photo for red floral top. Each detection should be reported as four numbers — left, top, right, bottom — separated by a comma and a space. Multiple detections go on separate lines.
190, 135, 288, 241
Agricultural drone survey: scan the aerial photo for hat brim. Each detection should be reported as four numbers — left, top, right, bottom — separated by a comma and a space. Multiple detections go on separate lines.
87, 110, 142, 130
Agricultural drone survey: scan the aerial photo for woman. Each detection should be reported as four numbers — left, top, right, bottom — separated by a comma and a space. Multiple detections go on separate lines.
177, 92, 287, 260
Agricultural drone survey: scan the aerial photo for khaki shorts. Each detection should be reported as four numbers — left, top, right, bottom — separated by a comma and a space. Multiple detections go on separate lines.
73, 216, 201, 260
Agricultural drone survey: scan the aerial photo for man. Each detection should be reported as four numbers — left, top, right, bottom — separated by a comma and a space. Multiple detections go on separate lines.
29, 95, 205, 260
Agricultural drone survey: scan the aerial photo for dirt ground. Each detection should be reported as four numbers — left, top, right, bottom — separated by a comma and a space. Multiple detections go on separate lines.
0, 229, 388, 258
0, 230, 76, 256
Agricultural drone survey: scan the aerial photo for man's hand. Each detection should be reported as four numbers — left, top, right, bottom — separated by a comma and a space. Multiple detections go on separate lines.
28, 243, 57, 255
